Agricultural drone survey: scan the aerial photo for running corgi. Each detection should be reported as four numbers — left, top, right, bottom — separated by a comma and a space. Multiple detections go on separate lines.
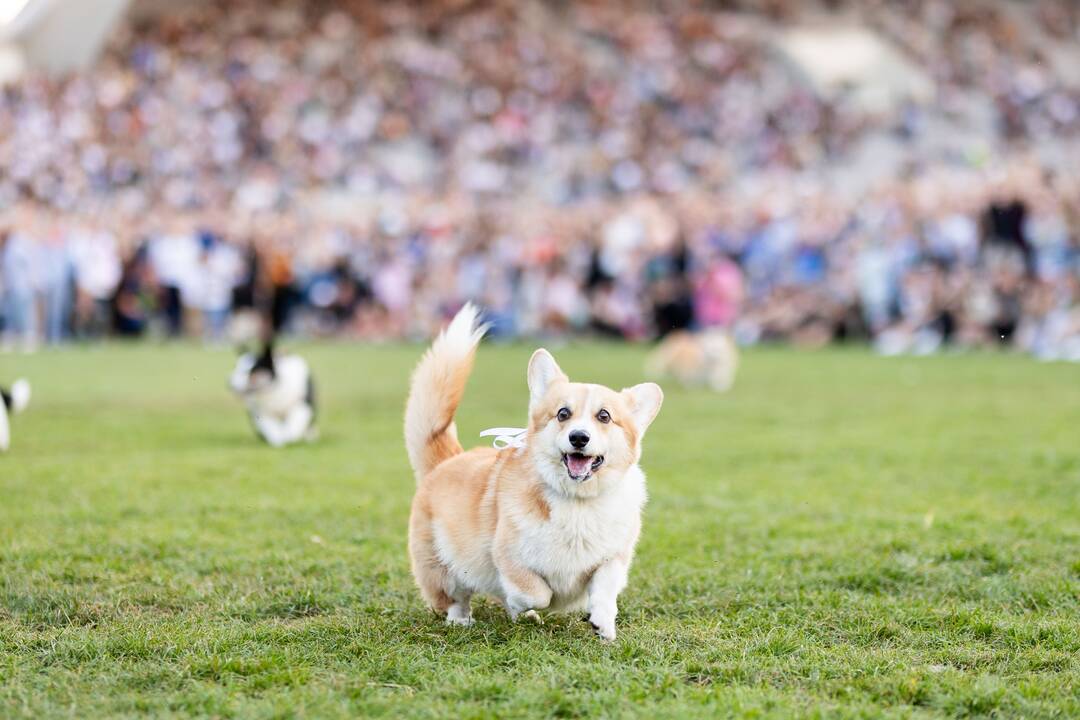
404, 305, 663, 640
646, 329, 738, 392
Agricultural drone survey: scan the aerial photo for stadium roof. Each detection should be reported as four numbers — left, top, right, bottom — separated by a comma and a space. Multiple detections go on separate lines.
774, 26, 934, 114
0, 0, 35, 33
0, 0, 30, 23
0, 0, 128, 77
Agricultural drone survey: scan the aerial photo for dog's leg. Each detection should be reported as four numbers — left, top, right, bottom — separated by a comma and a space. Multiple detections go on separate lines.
587, 555, 631, 641
494, 546, 552, 620
253, 415, 288, 447
280, 405, 314, 444
709, 367, 734, 392
0, 403, 9, 452
408, 507, 458, 617
445, 591, 474, 627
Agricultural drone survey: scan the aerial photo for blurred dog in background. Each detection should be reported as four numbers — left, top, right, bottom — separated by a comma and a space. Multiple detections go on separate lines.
0, 379, 32, 452
229, 341, 317, 447
646, 329, 739, 392
404, 305, 664, 640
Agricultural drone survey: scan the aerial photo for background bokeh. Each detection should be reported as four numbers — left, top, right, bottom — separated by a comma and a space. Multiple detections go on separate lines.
1, 0, 1079, 358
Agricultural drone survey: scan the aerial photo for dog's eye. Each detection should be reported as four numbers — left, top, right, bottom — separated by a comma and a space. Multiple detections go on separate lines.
556, 407, 572, 422
597, 409, 611, 424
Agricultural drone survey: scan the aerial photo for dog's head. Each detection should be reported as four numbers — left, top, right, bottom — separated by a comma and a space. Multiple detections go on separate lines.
526, 349, 663, 497
229, 342, 276, 396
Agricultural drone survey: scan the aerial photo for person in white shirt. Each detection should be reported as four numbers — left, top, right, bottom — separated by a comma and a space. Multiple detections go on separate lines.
69, 218, 121, 339
180, 232, 242, 341
149, 217, 199, 337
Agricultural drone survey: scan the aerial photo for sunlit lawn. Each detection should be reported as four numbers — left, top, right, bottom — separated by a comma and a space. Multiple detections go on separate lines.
2, 342, 1079, 718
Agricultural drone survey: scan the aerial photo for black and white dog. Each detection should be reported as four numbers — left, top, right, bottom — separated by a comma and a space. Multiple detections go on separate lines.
229, 342, 317, 447
0, 379, 31, 453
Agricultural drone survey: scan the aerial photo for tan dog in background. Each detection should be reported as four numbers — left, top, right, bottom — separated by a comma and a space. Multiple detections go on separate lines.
404, 305, 663, 640
646, 329, 738, 392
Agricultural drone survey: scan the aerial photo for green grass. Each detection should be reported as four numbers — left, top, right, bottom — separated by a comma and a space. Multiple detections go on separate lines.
2, 342, 1079, 719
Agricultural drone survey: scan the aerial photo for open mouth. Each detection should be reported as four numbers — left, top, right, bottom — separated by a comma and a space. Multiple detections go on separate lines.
562, 453, 604, 481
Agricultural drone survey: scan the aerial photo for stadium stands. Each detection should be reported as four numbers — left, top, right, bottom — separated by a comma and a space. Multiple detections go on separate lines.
0, 0, 1078, 356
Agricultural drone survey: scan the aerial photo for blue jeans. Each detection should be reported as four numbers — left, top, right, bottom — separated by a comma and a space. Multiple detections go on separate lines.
43, 282, 72, 344
2, 290, 37, 344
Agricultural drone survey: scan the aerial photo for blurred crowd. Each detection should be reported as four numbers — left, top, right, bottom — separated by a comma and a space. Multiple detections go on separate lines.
1, 0, 1080, 359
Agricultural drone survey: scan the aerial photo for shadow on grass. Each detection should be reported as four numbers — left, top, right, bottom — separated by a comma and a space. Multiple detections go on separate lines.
165, 429, 351, 452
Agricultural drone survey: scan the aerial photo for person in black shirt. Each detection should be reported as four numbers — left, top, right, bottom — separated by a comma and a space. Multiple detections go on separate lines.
981, 197, 1034, 276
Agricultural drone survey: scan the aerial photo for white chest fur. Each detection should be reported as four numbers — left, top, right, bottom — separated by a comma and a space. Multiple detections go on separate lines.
516, 467, 646, 607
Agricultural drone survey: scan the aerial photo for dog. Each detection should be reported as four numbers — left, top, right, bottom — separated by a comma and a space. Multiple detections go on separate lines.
0, 379, 31, 453
228, 341, 317, 447
645, 328, 738, 392
404, 304, 663, 640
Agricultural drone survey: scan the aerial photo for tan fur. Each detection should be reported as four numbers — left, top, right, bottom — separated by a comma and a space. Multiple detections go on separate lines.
404, 307, 663, 639
525, 483, 551, 521
403, 305, 487, 479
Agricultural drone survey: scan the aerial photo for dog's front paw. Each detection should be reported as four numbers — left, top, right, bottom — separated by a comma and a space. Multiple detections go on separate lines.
521, 609, 544, 625
446, 602, 474, 627
587, 611, 616, 641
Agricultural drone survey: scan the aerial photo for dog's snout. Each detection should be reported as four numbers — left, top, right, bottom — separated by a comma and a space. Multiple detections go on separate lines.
569, 429, 590, 449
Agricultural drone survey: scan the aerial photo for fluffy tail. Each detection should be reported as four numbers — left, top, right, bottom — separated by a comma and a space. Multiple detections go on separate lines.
404, 304, 488, 480
7, 379, 30, 414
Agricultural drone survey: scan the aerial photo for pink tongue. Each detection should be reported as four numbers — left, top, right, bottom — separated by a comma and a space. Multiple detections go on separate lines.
566, 454, 592, 476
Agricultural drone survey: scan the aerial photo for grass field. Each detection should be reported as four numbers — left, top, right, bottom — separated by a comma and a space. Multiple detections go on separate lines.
1, 342, 1079, 719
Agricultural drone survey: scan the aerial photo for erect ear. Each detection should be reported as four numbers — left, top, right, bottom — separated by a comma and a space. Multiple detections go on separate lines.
527, 349, 567, 407
622, 383, 664, 434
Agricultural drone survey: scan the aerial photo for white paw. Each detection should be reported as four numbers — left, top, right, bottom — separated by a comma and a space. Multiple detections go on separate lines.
521, 609, 543, 625
506, 593, 543, 620
588, 612, 616, 641
446, 603, 473, 626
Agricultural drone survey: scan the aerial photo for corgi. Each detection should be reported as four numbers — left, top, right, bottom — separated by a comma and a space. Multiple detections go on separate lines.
646, 328, 738, 392
229, 341, 317, 447
0, 379, 31, 453
404, 305, 663, 640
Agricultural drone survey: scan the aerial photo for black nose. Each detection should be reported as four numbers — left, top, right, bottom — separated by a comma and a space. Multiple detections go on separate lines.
569, 430, 590, 449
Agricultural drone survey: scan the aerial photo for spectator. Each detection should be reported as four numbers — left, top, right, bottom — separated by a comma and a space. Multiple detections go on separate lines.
1, 220, 40, 352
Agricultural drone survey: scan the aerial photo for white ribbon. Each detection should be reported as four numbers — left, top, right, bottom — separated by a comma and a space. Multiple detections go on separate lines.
479, 426, 527, 450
